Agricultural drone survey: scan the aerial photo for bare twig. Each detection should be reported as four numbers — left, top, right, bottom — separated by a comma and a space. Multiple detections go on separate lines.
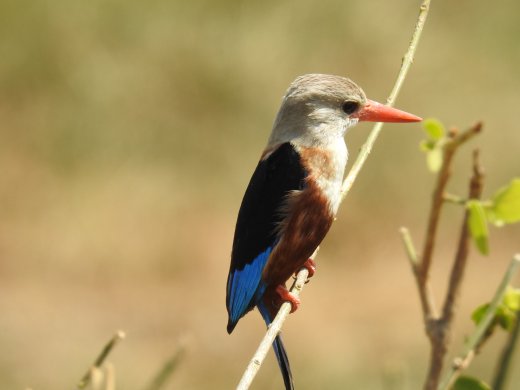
441, 150, 484, 324
400, 227, 438, 326
77, 331, 126, 390
238, 1, 432, 387
437, 254, 520, 390
442, 193, 466, 205
493, 309, 520, 390
340, 0, 432, 200
237, 261, 311, 390
400, 227, 419, 266
144, 341, 187, 390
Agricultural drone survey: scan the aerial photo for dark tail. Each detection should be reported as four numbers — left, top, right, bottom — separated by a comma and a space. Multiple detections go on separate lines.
257, 301, 294, 390
272, 333, 294, 390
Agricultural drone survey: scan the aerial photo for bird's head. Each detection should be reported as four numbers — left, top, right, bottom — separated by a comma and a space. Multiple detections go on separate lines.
268, 74, 421, 147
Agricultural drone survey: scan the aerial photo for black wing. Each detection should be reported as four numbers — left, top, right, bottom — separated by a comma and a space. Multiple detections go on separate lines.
226, 142, 307, 332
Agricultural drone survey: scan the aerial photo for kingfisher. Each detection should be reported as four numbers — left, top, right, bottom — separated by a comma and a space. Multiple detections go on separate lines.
226, 74, 421, 389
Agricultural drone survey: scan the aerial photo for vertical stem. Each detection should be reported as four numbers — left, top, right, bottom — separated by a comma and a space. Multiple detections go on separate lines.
418, 144, 455, 291
441, 150, 484, 324
411, 124, 482, 390
419, 123, 482, 289
492, 310, 520, 390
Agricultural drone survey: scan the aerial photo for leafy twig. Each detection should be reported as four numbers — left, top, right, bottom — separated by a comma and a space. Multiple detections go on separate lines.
404, 122, 482, 390
238, 1, 432, 387
424, 148, 484, 389
437, 254, 520, 390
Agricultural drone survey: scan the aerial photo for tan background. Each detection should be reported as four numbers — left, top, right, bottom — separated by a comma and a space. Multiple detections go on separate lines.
0, 0, 519, 389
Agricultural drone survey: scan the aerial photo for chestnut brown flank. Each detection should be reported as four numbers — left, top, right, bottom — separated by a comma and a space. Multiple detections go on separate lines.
262, 177, 334, 287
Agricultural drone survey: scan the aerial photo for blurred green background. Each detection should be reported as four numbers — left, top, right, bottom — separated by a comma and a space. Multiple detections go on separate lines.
0, 0, 519, 389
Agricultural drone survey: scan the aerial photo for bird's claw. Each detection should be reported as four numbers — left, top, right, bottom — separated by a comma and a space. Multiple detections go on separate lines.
275, 285, 301, 313
302, 258, 317, 278
294, 258, 316, 283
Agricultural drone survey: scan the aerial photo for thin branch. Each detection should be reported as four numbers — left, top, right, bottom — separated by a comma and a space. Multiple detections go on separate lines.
400, 227, 438, 325
77, 331, 126, 390
493, 309, 520, 390
399, 121, 482, 390
237, 261, 311, 390
400, 227, 419, 267
340, 0, 432, 200
418, 123, 482, 290
144, 341, 187, 390
407, 124, 482, 362
239, 0, 433, 387
422, 147, 484, 390
441, 149, 484, 324
437, 254, 520, 390
442, 193, 466, 205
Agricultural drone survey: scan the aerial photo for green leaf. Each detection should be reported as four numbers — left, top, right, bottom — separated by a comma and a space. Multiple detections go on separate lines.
503, 287, 520, 312
467, 200, 489, 255
423, 118, 445, 141
487, 178, 520, 226
453, 376, 491, 390
471, 303, 490, 326
496, 305, 517, 331
471, 289, 519, 332
419, 139, 436, 152
420, 119, 446, 172
426, 148, 443, 172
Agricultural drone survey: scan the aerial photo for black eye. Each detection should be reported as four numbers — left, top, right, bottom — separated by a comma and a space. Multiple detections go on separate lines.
341, 101, 359, 115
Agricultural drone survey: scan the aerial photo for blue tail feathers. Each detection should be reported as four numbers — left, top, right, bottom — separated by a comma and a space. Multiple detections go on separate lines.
258, 301, 294, 390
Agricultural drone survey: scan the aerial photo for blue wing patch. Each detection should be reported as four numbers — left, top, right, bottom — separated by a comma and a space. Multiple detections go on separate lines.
226, 247, 271, 333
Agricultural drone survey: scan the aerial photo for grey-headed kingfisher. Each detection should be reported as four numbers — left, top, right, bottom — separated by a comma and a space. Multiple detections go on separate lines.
226, 74, 421, 389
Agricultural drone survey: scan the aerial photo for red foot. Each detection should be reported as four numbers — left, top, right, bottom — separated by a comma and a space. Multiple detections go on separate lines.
276, 285, 301, 313
302, 258, 317, 278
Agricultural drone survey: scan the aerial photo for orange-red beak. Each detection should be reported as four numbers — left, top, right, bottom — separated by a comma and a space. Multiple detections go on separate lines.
353, 99, 422, 123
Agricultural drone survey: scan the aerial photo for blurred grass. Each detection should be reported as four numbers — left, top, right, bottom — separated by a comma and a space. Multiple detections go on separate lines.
0, 0, 519, 389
